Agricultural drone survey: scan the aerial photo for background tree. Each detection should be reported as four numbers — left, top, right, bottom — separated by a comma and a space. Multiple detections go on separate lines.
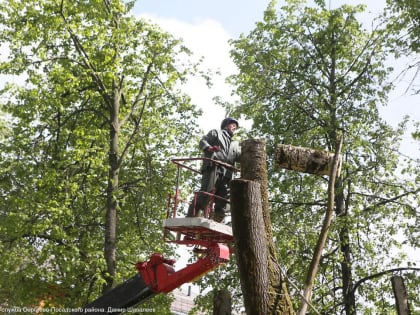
385, 0, 420, 94
225, 0, 419, 314
0, 0, 201, 309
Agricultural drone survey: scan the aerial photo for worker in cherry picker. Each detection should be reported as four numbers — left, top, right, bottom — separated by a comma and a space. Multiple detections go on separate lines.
187, 117, 241, 223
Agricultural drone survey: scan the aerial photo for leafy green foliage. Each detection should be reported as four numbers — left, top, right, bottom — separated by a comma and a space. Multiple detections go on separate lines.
385, 0, 420, 53
223, 0, 420, 314
384, 0, 420, 94
192, 255, 242, 314
0, 0, 201, 309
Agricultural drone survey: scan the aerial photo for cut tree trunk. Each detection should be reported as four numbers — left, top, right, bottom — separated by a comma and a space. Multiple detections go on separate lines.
236, 139, 295, 315
230, 179, 269, 315
275, 144, 342, 177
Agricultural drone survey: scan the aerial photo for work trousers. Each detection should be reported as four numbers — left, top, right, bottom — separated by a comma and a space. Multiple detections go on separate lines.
187, 166, 230, 221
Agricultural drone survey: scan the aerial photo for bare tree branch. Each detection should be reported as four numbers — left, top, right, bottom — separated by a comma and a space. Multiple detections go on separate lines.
351, 267, 420, 295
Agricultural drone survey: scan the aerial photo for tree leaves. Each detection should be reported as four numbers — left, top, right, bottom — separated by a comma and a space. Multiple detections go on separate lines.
227, 1, 419, 314
0, 0, 200, 309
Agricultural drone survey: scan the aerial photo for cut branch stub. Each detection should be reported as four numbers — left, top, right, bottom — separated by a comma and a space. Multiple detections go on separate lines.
275, 144, 342, 177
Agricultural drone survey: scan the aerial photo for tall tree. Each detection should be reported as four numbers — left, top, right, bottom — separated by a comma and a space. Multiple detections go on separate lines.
0, 0, 200, 309
226, 0, 419, 314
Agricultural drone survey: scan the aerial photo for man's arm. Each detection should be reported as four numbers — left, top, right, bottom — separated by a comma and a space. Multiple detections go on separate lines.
199, 129, 220, 152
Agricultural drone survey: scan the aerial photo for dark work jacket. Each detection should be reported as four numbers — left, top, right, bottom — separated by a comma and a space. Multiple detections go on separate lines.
199, 129, 241, 179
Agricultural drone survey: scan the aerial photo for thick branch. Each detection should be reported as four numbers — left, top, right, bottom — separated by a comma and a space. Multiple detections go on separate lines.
275, 144, 342, 176
298, 136, 343, 315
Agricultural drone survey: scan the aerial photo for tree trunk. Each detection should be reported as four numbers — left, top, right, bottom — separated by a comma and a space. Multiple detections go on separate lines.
275, 144, 342, 177
104, 92, 120, 292
391, 275, 411, 315
213, 288, 232, 315
239, 139, 295, 315
332, 174, 358, 315
230, 179, 269, 315
340, 223, 356, 315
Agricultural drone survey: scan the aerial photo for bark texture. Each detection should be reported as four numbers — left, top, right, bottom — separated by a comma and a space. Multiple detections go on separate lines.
213, 288, 232, 315
275, 144, 342, 177
104, 92, 120, 293
231, 180, 269, 315
391, 275, 411, 315
238, 139, 295, 315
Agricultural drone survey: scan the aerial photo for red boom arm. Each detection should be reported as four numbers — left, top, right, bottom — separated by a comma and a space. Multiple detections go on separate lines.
136, 242, 230, 294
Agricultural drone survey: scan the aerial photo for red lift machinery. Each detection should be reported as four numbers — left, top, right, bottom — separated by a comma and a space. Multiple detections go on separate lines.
72, 158, 238, 314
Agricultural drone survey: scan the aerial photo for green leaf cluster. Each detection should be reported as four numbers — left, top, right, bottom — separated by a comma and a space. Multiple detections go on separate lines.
0, 0, 201, 310
221, 1, 420, 314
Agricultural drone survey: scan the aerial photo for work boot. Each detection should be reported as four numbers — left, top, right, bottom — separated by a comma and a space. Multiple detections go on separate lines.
187, 203, 204, 218
212, 209, 225, 223
187, 203, 195, 217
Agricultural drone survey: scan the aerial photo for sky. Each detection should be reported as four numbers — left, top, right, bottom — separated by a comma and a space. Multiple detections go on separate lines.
134, 0, 420, 159
136, 0, 270, 36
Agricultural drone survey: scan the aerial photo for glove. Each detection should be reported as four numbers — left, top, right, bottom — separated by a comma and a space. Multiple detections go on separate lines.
206, 145, 220, 152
